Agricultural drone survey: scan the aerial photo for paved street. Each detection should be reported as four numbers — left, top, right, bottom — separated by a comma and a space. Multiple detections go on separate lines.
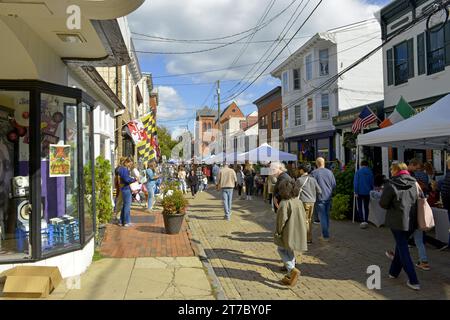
187, 188, 450, 300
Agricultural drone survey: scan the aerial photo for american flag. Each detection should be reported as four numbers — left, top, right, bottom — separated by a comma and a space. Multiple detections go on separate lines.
352, 106, 378, 134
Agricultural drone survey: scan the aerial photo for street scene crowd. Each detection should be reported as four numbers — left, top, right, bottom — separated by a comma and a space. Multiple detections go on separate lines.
112, 156, 450, 290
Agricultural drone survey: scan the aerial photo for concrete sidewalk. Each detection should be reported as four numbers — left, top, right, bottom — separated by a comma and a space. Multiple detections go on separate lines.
46, 257, 215, 300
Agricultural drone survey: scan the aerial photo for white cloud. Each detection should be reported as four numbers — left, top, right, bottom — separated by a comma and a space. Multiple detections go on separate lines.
170, 126, 188, 140
129, 0, 383, 83
156, 85, 188, 120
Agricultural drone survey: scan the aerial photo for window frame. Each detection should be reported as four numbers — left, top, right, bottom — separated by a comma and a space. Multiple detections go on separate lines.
294, 105, 302, 126
305, 54, 313, 80
394, 41, 409, 85
319, 49, 329, 76
292, 68, 300, 90
321, 93, 330, 120
426, 26, 446, 75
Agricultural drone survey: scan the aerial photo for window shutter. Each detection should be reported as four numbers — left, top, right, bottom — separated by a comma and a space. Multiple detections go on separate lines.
387, 49, 394, 85
445, 22, 450, 66
407, 38, 414, 78
417, 33, 425, 75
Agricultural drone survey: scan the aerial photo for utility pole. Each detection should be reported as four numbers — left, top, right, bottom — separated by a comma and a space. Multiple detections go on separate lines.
217, 80, 221, 132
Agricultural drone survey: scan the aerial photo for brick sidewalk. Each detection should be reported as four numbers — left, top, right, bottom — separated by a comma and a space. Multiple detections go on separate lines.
99, 208, 195, 258
187, 190, 450, 300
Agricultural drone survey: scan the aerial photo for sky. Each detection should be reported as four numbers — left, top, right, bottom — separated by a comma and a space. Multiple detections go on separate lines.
128, 0, 391, 139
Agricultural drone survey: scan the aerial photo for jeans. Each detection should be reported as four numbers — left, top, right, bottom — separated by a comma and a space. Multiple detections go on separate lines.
237, 184, 243, 196
213, 175, 217, 185
316, 199, 331, 239
114, 191, 123, 220
146, 182, 155, 209
277, 247, 296, 273
412, 230, 428, 262
179, 180, 187, 193
222, 188, 234, 218
121, 187, 132, 225
356, 195, 370, 223
390, 229, 419, 285
245, 180, 254, 196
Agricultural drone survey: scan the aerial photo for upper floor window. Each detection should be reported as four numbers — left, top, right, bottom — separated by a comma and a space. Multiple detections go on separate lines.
284, 109, 289, 129
427, 26, 446, 75
282, 71, 289, 93
294, 105, 302, 126
307, 98, 314, 121
321, 93, 329, 120
305, 54, 313, 80
202, 123, 207, 132
293, 69, 300, 90
389, 38, 414, 86
271, 110, 281, 129
260, 116, 268, 128
319, 49, 329, 76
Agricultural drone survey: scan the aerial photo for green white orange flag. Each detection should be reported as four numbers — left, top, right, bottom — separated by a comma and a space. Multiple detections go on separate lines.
379, 96, 415, 128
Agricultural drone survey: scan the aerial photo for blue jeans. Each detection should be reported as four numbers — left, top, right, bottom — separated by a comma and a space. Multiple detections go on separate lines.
121, 187, 132, 225
146, 182, 155, 209
277, 247, 296, 273
357, 195, 370, 223
390, 229, 419, 285
316, 199, 331, 239
222, 188, 234, 218
412, 229, 428, 262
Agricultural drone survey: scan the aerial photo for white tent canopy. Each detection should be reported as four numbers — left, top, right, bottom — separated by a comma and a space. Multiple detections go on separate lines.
237, 143, 297, 163
357, 94, 450, 150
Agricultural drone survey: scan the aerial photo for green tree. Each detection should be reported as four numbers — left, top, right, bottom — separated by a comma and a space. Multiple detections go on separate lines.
157, 126, 178, 159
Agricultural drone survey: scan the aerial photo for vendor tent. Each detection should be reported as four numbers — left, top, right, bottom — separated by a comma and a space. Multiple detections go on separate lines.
357, 94, 450, 150
237, 143, 297, 163
204, 152, 225, 164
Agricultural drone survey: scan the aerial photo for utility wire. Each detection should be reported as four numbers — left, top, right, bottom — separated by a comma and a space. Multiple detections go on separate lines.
221, 0, 324, 104
131, 0, 299, 43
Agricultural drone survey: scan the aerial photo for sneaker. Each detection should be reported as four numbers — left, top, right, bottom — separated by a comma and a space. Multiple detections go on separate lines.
439, 244, 449, 251
313, 221, 321, 225
281, 268, 300, 286
406, 281, 420, 291
385, 250, 395, 260
388, 274, 397, 279
360, 222, 369, 229
416, 261, 431, 271
319, 236, 330, 242
280, 260, 297, 272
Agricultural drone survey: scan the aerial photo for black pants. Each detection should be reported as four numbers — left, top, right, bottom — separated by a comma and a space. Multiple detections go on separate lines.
245, 180, 254, 196
237, 184, 243, 196
190, 184, 198, 196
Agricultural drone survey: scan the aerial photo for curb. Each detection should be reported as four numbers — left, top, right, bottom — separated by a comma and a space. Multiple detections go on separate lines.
185, 213, 227, 301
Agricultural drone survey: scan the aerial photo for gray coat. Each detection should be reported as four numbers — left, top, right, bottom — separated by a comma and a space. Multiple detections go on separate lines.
379, 174, 419, 232
274, 198, 308, 252
296, 174, 322, 203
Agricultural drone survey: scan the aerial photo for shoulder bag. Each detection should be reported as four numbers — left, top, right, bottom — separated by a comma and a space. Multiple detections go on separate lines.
298, 177, 309, 199
416, 183, 435, 231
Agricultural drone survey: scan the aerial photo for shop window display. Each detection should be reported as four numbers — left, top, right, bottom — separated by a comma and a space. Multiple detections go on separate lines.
0, 91, 31, 260
40, 93, 80, 253
82, 104, 95, 239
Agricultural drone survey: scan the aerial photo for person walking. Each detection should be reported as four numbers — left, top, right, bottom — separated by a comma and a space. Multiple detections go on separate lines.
118, 158, 136, 227
196, 165, 204, 192
236, 165, 245, 200
212, 163, 220, 185
296, 163, 322, 244
439, 158, 450, 251
380, 162, 421, 290
271, 162, 291, 212
310, 157, 336, 241
178, 166, 187, 194
217, 164, 237, 221
113, 157, 127, 224
354, 160, 374, 229
274, 178, 307, 286
145, 161, 159, 212
244, 163, 255, 200
187, 170, 199, 197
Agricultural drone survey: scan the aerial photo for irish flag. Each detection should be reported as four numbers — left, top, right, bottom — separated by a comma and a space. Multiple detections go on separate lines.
379, 97, 415, 128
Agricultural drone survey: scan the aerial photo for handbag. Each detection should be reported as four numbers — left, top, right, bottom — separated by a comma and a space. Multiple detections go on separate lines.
416, 183, 435, 231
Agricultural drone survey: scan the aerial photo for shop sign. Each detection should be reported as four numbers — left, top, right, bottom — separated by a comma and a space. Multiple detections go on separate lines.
49, 145, 71, 177
333, 111, 360, 127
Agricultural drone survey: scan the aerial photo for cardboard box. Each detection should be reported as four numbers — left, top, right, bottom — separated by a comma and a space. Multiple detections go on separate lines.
1, 266, 62, 298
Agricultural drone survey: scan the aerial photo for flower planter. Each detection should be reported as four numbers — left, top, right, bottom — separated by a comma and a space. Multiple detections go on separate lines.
162, 212, 186, 234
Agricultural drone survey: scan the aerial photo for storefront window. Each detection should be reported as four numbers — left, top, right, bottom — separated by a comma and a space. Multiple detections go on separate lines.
317, 138, 329, 161
82, 104, 95, 239
0, 91, 31, 261
40, 93, 80, 254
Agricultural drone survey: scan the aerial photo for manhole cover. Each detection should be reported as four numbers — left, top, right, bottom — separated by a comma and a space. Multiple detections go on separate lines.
131, 216, 156, 223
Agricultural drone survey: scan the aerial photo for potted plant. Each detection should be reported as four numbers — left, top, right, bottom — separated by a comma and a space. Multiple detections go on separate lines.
161, 189, 189, 234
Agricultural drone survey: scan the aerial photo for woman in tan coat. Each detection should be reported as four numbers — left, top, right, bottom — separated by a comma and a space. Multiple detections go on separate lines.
274, 178, 308, 286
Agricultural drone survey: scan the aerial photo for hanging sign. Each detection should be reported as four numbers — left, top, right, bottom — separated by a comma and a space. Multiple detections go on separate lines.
49, 145, 71, 177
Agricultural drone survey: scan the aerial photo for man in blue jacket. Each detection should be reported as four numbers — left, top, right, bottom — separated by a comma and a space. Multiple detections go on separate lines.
354, 160, 374, 229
